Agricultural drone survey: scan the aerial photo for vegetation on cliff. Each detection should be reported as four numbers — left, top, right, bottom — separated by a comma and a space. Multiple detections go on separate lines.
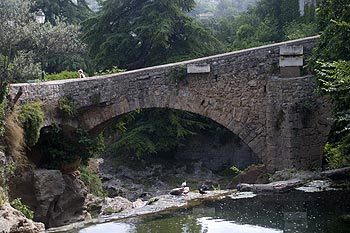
80, 165, 107, 197
10, 198, 34, 220
35, 126, 104, 169
18, 102, 44, 147
57, 96, 78, 118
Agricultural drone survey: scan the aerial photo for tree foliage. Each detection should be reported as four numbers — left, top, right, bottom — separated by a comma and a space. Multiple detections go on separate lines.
0, 0, 87, 83
18, 102, 44, 147
105, 108, 233, 160
211, 0, 318, 50
33, 0, 92, 25
312, 0, 350, 168
312, 0, 350, 63
82, 0, 223, 70
0, 0, 40, 83
37, 126, 105, 169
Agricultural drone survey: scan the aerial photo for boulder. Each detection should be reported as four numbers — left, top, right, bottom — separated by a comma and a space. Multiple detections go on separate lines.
33, 169, 66, 224
46, 173, 89, 227
237, 179, 303, 193
86, 194, 145, 217
85, 194, 104, 217
100, 197, 133, 215
322, 167, 350, 180
0, 202, 45, 233
9, 169, 89, 228
132, 199, 145, 208
227, 165, 269, 189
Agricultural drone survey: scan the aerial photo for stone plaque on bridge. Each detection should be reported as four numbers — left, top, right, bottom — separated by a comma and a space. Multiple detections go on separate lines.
187, 63, 210, 73
280, 45, 303, 56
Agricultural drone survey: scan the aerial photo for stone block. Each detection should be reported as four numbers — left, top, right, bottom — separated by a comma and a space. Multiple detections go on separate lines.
280, 45, 303, 55
279, 56, 303, 67
187, 63, 210, 73
280, 67, 301, 78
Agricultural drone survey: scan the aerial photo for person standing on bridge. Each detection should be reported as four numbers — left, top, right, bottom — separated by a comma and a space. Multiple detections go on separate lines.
78, 69, 86, 78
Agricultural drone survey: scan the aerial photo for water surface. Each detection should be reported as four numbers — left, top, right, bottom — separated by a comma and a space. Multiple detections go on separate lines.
76, 190, 350, 233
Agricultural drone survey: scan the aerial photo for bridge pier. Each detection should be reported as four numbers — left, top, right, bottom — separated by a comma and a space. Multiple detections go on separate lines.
266, 75, 332, 171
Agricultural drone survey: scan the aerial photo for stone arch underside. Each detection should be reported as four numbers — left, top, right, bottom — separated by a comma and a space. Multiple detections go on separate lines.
76, 88, 267, 164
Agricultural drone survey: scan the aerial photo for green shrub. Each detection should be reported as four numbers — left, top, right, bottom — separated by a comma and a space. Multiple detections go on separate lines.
76, 129, 105, 164
0, 103, 5, 137
11, 198, 34, 219
39, 126, 105, 170
58, 96, 77, 118
0, 82, 9, 137
0, 190, 6, 208
168, 65, 187, 83
324, 142, 350, 169
94, 66, 126, 75
212, 184, 221, 190
79, 165, 107, 197
230, 166, 242, 176
46, 71, 79, 81
18, 102, 44, 147
0, 162, 16, 177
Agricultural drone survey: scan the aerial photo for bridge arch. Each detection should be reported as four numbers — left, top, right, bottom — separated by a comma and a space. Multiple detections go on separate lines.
77, 84, 266, 164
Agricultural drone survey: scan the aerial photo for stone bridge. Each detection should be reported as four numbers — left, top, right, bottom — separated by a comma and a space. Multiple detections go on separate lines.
10, 36, 332, 171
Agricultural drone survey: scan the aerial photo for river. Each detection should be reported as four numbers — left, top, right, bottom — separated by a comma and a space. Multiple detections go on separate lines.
63, 189, 350, 233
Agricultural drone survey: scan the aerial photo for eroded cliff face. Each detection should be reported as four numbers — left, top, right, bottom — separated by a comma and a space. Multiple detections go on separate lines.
0, 151, 45, 232
8, 169, 90, 228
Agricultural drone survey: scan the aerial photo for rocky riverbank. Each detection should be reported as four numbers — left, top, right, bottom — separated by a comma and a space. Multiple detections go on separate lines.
45, 165, 350, 232
2, 164, 349, 233
47, 189, 236, 233
0, 202, 45, 233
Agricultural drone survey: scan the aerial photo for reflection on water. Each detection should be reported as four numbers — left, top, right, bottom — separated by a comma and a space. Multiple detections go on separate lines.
80, 222, 135, 233
77, 190, 350, 233
197, 217, 283, 233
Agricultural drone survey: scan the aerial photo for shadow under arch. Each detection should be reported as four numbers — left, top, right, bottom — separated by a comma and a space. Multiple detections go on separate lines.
77, 101, 266, 165
95, 107, 261, 199
85, 107, 261, 169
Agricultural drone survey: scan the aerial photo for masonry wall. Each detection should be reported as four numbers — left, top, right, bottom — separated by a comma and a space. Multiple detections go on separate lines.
266, 76, 332, 169
9, 36, 332, 171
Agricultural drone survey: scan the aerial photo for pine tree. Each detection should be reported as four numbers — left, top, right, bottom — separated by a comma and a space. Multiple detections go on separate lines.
82, 0, 223, 70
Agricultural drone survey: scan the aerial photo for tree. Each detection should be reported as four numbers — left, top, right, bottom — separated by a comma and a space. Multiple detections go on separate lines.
255, 0, 300, 41
211, 0, 315, 51
34, 18, 88, 74
0, 0, 39, 84
0, 0, 87, 84
313, 0, 350, 62
82, 0, 223, 70
33, 0, 92, 25
312, 0, 350, 168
